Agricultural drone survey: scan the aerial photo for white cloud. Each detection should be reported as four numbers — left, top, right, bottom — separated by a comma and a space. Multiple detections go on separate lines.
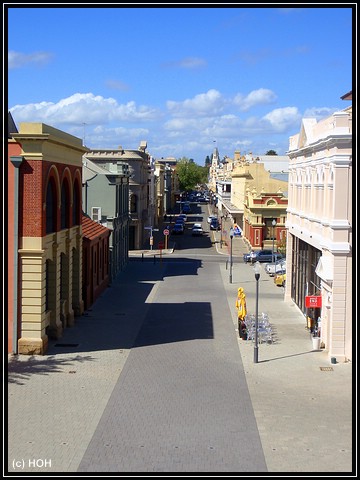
10, 93, 160, 125
8, 50, 53, 69
8, 89, 318, 160
166, 89, 224, 117
262, 107, 301, 132
234, 88, 277, 111
303, 106, 338, 120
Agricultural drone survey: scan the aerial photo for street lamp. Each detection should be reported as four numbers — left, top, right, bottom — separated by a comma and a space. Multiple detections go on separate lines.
272, 219, 277, 266
229, 227, 234, 283
220, 215, 224, 248
254, 261, 261, 363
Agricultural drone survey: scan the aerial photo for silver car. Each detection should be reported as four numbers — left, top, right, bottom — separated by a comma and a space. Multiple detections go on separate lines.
265, 260, 286, 276
192, 223, 203, 236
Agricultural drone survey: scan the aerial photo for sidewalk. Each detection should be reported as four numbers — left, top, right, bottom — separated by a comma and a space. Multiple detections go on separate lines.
7, 204, 353, 474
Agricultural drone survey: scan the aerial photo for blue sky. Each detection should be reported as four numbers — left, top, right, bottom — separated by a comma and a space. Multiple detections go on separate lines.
6, 5, 353, 165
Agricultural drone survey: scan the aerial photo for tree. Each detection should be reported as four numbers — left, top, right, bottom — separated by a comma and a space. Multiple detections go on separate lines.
205, 155, 211, 167
277, 235, 287, 256
265, 150, 278, 155
176, 157, 206, 191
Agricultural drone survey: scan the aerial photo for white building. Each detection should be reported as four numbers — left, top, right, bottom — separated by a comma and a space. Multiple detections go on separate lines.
285, 91, 352, 362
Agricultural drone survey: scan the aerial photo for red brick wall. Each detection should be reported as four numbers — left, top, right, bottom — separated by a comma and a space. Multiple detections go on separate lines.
8, 141, 23, 352
19, 161, 82, 238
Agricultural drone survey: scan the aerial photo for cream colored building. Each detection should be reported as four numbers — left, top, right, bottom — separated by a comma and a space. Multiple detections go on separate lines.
285, 93, 352, 362
10, 123, 87, 354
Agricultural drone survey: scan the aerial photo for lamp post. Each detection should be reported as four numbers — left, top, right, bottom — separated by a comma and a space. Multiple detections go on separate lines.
254, 261, 261, 363
272, 219, 277, 266
229, 227, 234, 283
220, 215, 224, 248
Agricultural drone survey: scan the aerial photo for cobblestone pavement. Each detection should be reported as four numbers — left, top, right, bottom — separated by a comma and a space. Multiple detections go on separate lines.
7, 207, 353, 475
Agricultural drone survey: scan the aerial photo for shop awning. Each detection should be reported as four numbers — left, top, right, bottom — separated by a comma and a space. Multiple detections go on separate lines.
315, 256, 333, 283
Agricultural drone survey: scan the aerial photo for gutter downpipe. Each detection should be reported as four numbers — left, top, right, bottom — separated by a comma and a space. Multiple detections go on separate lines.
10, 156, 24, 355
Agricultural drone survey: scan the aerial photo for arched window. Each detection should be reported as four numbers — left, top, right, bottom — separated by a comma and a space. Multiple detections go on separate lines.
46, 179, 57, 234
61, 180, 70, 229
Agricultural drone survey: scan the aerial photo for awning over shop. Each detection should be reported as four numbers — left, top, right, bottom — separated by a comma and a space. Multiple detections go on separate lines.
315, 256, 333, 283
222, 199, 243, 216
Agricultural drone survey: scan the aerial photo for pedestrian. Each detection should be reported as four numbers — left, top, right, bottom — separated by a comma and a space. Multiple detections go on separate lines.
250, 250, 256, 265
236, 287, 247, 339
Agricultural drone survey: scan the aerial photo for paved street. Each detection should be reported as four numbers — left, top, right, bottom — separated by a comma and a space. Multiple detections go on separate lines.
7, 205, 353, 475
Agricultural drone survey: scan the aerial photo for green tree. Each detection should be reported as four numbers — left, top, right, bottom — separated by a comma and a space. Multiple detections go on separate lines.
265, 150, 278, 155
277, 236, 287, 256
176, 157, 205, 191
205, 155, 211, 167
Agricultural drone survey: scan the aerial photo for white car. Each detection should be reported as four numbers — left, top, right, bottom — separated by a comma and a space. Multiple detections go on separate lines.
207, 215, 217, 224
192, 223, 203, 236
265, 260, 286, 276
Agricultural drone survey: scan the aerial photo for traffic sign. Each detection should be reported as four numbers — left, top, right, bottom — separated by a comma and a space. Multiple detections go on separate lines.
163, 229, 169, 235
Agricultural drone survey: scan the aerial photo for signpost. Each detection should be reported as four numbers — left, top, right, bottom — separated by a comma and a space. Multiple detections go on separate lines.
144, 226, 159, 250
163, 227, 169, 249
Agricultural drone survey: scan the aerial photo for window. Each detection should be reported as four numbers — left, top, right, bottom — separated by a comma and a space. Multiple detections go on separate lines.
91, 207, 102, 223
130, 195, 137, 213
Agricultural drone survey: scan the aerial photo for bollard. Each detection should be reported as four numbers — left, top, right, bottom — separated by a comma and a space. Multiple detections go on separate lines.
153, 255, 156, 264
142, 253, 144, 262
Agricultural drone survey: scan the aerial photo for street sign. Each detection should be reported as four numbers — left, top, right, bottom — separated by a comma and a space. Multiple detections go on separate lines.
305, 296, 322, 308
163, 229, 169, 235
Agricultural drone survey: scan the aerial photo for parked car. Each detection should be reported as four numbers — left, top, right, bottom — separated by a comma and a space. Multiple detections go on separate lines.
274, 271, 286, 287
207, 215, 217, 224
265, 259, 286, 276
182, 204, 191, 214
243, 250, 283, 263
171, 223, 184, 234
210, 218, 221, 231
192, 223, 203, 236
178, 213, 187, 222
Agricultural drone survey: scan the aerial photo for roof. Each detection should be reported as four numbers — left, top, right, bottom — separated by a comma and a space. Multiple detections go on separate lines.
340, 90, 352, 100
315, 256, 333, 283
222, 199, 243, 215
8, 111, 18, 137
82, 214, 111, 241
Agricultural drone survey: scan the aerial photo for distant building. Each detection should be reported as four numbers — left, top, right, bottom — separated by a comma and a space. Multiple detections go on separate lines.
213, 152, 289, 251
82, 153, 130, 279
232, 162, 288, 250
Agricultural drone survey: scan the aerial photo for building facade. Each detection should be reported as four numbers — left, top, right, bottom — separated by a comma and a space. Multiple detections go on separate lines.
285, 93, 352, 362
81, 214, 111, 310
214, 156, 289, 252
82, 154, 130, 280
9, 120, 86, 354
